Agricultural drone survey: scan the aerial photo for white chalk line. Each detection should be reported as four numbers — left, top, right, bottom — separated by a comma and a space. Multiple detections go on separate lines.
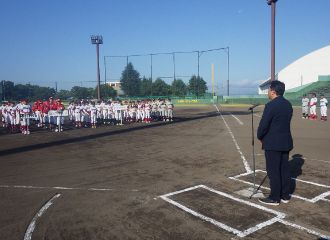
301, 156, 330, 164
278, 219, 329, 240
160, 185, 285, 238
160, 185, 329, 238
0, 184, 139, 192
231, 169, 330, 189
229, 113, 244, 125
24, 193, 61, 240
229, 170, 330, 203
214, 105, 252, 173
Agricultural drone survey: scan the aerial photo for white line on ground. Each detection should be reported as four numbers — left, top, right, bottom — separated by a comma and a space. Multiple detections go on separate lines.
0, 185, 133, 192
278, 219, 329, 239
160, 185, 329, 238
302, 157, 330, 164
214, 105, 252, 173
235, 169, 330, 189
229, 170, 330, 203
24, 193, 61, 240
230, 113, 244, 125
160, 185, 285, 238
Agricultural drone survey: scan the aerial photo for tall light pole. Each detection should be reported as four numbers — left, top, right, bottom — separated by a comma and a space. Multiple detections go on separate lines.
91, 35, 103, 100
226, 46, 230, 96
267, 0, 277, 81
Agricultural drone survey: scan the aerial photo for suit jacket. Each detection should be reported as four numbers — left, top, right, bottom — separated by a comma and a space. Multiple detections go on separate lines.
257, 96, 293, 151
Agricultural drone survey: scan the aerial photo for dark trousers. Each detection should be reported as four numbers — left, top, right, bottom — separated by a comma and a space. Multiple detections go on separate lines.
265, 150, 291, 201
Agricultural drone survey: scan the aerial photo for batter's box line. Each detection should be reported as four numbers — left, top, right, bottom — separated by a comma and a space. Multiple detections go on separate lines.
229, 170, 330, 203
159, 185, 329, 239
160, 185, 285, 238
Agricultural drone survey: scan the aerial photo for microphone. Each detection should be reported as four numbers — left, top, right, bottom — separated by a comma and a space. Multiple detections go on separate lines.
248, 103, 260, 111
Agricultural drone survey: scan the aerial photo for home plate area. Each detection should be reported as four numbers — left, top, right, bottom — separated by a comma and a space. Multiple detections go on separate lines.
229, 170, 330, 203
159, 185, 329, 239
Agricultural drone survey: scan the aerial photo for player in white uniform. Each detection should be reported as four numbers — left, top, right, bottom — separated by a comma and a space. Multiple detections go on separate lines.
160, 101, 167, 121
166, 99, 174, 122
0, 102, 7, 127
19, 100, 31, 135
319, 94, 328, 121
301, 94, 309, 119
90, 102, 98, 128
309, 93, 317, 120
67, 102, 75, 123
74, 102, 82, 128
144, 101, 151, 123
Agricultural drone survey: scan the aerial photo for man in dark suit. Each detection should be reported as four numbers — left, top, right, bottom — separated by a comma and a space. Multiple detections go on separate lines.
257, 80, 293, 206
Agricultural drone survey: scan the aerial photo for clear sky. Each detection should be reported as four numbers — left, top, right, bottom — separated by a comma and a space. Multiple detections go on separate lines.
1, 0, 329, 95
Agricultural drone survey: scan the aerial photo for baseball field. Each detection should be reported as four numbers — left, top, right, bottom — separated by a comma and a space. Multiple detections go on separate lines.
0, 104, 329, 240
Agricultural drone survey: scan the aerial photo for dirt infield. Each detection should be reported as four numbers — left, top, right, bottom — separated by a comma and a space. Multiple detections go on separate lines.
0, 105, 329, 239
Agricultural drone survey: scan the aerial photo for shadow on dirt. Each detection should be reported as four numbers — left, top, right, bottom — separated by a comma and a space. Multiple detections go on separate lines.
0, 111, 219, 157
289, 154, 305, 195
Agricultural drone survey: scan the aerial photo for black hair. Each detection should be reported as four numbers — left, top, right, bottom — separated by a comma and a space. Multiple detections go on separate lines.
269, 80, 285, 96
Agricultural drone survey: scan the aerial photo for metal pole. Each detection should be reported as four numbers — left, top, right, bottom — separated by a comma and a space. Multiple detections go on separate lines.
150, 54, 153, 96
227, 46, 230, 96
270, 0, 276, 81
104, 56, 107, 85
252, 108, 256, 190
96, 43, 101, 100
197, 51, 200, 78
173, 52, 176, 81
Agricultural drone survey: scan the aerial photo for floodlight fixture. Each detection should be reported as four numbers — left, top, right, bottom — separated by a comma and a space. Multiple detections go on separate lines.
267, 0, 277, 5
91, 35, 103, 45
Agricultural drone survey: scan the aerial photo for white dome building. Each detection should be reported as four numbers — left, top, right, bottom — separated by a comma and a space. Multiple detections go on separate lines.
259, 45, 330, 94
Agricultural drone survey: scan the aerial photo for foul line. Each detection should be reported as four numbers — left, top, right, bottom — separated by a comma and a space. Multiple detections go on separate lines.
0, 185, 140, 192
230, 113, 244, 125
214, 105, 252, 173
24, 193, 61, 240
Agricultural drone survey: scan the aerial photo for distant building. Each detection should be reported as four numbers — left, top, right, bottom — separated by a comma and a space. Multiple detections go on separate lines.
258, 45, 330, 94
107, 81, 124, 96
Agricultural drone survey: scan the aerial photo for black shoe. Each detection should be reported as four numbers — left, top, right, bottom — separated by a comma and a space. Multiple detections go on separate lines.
258, 197, 280, 206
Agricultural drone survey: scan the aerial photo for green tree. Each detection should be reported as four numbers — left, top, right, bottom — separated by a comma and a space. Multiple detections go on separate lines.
96, 84, 117, 99
171, 79, 187, 97
1, 80, 15, 101
31, 85, 55, 100
56, 89, 71, 100
71, 86, 93, 99
152, 78, 171, 96
188, 75, 207, 97
13, 84, 30, 100
140, 77, 152, 96
120, 62, 141, 96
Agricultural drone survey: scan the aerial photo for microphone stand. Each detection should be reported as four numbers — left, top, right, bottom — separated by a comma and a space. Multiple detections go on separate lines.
247, 103, 262, 198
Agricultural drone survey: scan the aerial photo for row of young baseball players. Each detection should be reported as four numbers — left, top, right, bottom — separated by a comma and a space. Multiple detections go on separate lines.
67, 99, 174, 128
0, 98, 174, 135
301, 93, 328, 120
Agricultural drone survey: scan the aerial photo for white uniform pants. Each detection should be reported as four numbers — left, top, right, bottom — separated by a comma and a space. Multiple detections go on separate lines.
320, 106, 327, 116
310, 105, 316, 115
